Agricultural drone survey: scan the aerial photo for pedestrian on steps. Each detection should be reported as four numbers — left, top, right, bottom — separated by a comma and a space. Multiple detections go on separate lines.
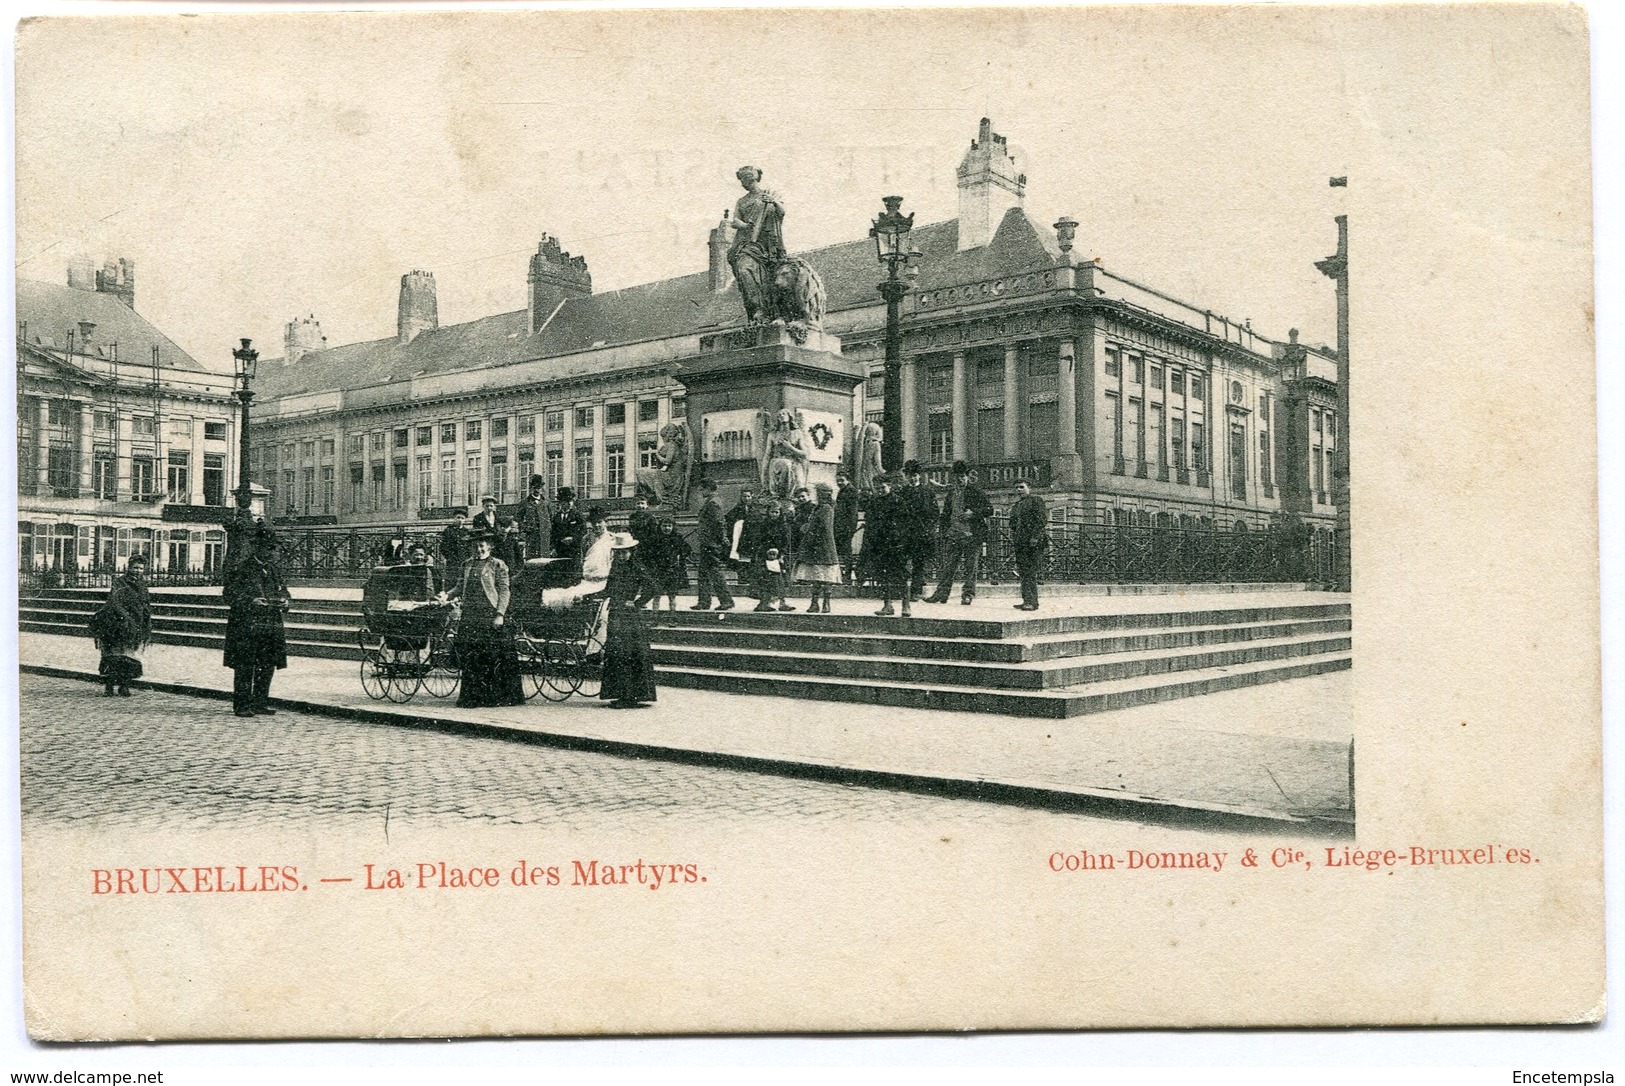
90, 553, 151, 696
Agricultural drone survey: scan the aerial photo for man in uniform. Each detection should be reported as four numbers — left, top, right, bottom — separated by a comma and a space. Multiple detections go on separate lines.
516, 475, 551, 561
691, 479, 736, 611
1009, 480, 1049, 611
222, 530, 291, 718
833, 471, 860, 584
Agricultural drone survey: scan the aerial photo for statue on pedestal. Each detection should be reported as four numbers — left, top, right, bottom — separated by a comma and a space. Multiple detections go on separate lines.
760, 409, 810, 500
633, 421, 693, 508
726, 167, 827, 344
855, 422, 884, 491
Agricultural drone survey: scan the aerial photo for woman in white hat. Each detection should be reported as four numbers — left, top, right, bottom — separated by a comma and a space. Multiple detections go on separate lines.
600, 531, 657, 709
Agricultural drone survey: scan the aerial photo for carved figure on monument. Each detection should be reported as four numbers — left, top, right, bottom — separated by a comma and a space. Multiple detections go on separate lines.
772, 257, 827, 344
633, 421, 694, 508
728, 166, 787, 326
855, 422, 884, 491
760, 409, 811, 500
724, 167, 829, 343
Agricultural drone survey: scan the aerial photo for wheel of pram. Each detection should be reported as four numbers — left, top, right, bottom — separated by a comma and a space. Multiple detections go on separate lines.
421, 646, 459, 699
359, 649, 388, 701
384, 643, 423, 703
535, 637, 583, 701
575, 628, 605, 699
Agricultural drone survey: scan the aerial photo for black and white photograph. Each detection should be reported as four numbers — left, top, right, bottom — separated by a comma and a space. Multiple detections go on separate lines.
6, 1, 1605, 1047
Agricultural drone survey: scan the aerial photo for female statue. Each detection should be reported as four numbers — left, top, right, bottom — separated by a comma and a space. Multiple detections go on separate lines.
632, 421, 693, 508
760, 409, 810, 500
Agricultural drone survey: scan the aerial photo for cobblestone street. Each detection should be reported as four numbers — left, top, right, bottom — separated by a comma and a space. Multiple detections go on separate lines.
20, 673, 1149, 834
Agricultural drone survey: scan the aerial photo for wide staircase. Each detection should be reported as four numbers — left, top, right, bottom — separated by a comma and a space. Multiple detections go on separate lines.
21, 587, 1350, 719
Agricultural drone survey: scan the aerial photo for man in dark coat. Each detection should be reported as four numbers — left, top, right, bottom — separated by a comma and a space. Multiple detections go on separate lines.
1009, 480, 1049, 611
926, 460, 993, 605
691, 479, 736, 610
223, 531, 291, 718
438, 511, 469, 576
471, 496, 501, 535
899, 460, 941, 602
380, 530, 407, 565
551, 487, 584, 571
833, 471, 860, 584
516, 475, 552, 561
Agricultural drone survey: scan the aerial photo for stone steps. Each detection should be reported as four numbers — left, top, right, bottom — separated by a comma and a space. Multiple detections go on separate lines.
22, 589, 1351, 719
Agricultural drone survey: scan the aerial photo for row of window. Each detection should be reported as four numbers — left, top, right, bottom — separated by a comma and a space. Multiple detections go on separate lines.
21, 522, 227, 574
1104, 348, 1208, 402
22, 445, 228, 505
265, 399, 676, 474
268, 438, 664, 516
25, 399, 232, 443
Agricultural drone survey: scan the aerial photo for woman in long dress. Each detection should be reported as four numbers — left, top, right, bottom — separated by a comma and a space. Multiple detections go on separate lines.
600, 532, 657, 709
793, 482, 842, 613
448, 531, 523, 708
91, 553, 152, 696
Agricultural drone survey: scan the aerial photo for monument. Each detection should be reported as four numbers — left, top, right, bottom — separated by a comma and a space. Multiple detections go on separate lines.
671, 168, 866, 506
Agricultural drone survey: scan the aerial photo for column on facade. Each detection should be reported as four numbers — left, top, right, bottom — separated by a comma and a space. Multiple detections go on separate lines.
621, 397, 638, 496
1002, 345, 1021, 459
117, 415, 134, 498
591, 399, 606, 500
899, 355, 917, 462
36, 399, 50, 489
560, 400, 577, 494
1057, 338, 1078, 454
190, 417, 206, 504
950, 350, 968, 463
77, 400, 94, 495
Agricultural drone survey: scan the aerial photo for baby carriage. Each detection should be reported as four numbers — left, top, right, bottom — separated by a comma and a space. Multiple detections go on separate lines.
510, 559, 609, 702
357, 564, 460, 702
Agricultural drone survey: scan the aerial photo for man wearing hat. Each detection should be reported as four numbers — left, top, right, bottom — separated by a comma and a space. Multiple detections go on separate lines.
471, 495, 502, 535
551, 487, 584, 571
438, 509, 470, 576
517, 475, 551, 561
691, 479, 736, 610
222, 529, 291, 717
925, 460, 992, 605
899, 460, 942, 602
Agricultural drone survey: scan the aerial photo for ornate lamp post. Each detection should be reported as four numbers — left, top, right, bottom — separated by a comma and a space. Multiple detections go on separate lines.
227, 338, 259, 564
870, 196, 921, 471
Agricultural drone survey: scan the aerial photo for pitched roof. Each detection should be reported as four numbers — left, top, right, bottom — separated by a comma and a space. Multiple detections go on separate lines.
15, 278, 215, 374
254, 207, 1064, 401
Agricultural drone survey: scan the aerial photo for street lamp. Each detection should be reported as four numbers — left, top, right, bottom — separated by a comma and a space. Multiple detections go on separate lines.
227, 338, 259, 563
870, 195, 917, 471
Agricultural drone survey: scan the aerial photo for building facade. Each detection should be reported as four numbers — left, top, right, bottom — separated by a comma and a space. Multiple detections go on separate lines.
16, 268, 242, 577
249, 119, 1338, 536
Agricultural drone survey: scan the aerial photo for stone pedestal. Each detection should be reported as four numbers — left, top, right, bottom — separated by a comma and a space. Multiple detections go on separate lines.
678, 326, 864, 508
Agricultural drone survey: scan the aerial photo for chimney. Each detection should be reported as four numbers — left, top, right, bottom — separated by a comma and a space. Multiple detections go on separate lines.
708, 212, 734, 292
67, 256, 96, 292
527, 234, 592, 334
95, 257, 136, 309
956, 117, 1027, 251
284, 313, 327, 363
397, 270, 438, 344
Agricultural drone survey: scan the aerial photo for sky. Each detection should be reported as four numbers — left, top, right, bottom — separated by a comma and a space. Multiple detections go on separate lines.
13, 7, 1367, 370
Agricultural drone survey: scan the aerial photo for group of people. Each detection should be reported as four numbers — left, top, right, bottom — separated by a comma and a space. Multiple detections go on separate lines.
690, 477, 845, 613
381, 482, 659, 712
685, 460, 1049, 618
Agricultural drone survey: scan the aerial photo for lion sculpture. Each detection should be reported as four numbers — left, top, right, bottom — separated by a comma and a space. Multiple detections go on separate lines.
771, 257, 827, 344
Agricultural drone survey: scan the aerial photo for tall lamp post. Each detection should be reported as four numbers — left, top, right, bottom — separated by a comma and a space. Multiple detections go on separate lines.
1315, 178, 1350, 592
228, 338, 259, 563
870, 196, 921, 471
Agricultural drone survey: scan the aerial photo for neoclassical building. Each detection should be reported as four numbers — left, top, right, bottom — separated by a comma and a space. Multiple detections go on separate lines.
16, 265, 242, 576
250, 119, 1338, 533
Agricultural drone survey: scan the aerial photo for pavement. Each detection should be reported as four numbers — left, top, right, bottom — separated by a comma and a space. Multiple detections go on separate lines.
20, 585, 1353, 833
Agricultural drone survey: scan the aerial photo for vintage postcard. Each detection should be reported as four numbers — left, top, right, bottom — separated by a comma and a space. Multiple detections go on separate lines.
11, 3, 1601, 1038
